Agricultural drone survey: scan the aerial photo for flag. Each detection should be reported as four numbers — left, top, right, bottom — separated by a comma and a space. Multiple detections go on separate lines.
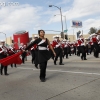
0, 51, 22, 66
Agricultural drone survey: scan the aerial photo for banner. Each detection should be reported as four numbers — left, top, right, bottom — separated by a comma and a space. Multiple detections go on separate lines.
72, 20, 82, 28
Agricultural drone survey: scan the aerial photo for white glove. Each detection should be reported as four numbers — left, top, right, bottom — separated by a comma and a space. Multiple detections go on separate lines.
56, 44, 60, 48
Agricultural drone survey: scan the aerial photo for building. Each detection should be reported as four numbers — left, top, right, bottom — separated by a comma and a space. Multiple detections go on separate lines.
32, 34, 90, 41
6, 33, 90, 45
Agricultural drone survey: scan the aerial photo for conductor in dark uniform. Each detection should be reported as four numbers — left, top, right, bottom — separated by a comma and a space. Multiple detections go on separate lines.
25, 30, 56, 82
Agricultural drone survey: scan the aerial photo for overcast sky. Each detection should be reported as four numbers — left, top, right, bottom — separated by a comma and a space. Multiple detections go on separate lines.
0, 0, 100, 39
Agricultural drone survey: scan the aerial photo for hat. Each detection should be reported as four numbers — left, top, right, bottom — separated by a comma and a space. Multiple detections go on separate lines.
63, 39, 67, 42
79, 34, 83, 36
67, 40, 70, 42
56, 35, 61, 38
92, 33, 97, 36
0, 40, 5, 42
34, 35, 38, 38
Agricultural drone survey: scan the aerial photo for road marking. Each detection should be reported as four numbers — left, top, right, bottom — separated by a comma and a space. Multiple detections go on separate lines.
18, 67, 100, 76
26, 60, 100, 63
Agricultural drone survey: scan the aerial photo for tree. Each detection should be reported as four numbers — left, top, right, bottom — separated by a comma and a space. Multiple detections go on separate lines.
88, 27, 97, 34
97, 29, 100, 34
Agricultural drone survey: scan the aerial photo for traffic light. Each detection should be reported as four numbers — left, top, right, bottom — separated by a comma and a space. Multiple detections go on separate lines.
65, 34, 68, 40
60, 32, 64, 38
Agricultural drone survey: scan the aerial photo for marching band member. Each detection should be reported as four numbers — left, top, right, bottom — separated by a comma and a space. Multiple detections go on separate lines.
30, 35, 38, 64
48, 36, 56, 60
66, 40, 71, 56
88, 35, 94, 54
90, 33, 99, 58
97, 32, 100, 53
62, 39, 68, 59
77, 34, 87, 60
25, 30, 56, 82
0, 40, 9, 75
85, 38, 89, 55
30, 35, 39, 68
52, 35, 64, 65
19, 43, 27, 64
73, 41, 77, 55
9, 43, 17, 67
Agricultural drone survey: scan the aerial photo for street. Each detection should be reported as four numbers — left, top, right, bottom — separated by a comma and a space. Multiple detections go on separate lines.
0, 54, 100, 100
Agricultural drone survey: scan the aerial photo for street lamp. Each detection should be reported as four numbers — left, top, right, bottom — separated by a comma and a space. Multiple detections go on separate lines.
54, 14, 68, 40
49, 5, 64, 38
0, 32, 7, 46
54, 14, 67, 32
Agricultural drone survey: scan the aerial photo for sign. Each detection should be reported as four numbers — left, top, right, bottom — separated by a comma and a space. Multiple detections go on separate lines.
72, 20, 82, 28
64, 29, 68, 33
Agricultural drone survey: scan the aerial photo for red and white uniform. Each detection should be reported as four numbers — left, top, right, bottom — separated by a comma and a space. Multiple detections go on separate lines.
90, 36, 98, 44
77, 38, 85, 46
52, 39, 62, 49
96, 35, 100, 44
8, 46, 16, 55
66, 41, 71, 47
89, 41, 93, 46
19, 45, 25, 51
0, 45, 9, 56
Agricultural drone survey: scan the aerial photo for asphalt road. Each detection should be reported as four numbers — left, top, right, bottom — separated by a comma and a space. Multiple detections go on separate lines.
0, 54, 100, 100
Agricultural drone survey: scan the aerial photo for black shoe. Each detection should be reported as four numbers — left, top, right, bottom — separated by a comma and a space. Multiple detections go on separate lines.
54, 62, 57, 65
95, 56, 99, 58
40, 78, 46, 82
1, 73, 3, 75
35, 65, 38, 69
11, 65, 13, 68
84, 58, 87, 60
5, 73, 9, 76
52, 57, 54, 60
59, 63, 64, 65
81, 56, 83, 60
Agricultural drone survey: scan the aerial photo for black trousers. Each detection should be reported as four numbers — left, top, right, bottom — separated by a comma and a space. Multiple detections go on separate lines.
22, 52, 26, 63
86, 45, 89, 54
63, 47, 68, 58
40, 61, 47, 79
93, 43, 99, 57
1, 64, 8, 75
90, 45, 94, 54
73, 46, 76, 55
31, 50, 35, 64
11, 64, 16, 67
80, 46, 86, 59
49, 49, 54, 60
77, 46, 81, 56
68, 47, 71, 56
54, 48, 63, 64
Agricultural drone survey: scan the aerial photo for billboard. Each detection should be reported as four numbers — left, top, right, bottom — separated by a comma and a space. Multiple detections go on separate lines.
72, 20, 82, 28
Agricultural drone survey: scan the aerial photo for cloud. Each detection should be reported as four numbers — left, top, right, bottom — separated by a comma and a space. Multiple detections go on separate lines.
47, 0, 100, 35
0, 4, 42, 39
57, 0, 71, 5
48, 0, 100, 23
83, 18, 100, 33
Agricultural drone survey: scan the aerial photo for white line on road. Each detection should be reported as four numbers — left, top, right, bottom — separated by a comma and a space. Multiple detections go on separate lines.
17, 67, 100, 76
